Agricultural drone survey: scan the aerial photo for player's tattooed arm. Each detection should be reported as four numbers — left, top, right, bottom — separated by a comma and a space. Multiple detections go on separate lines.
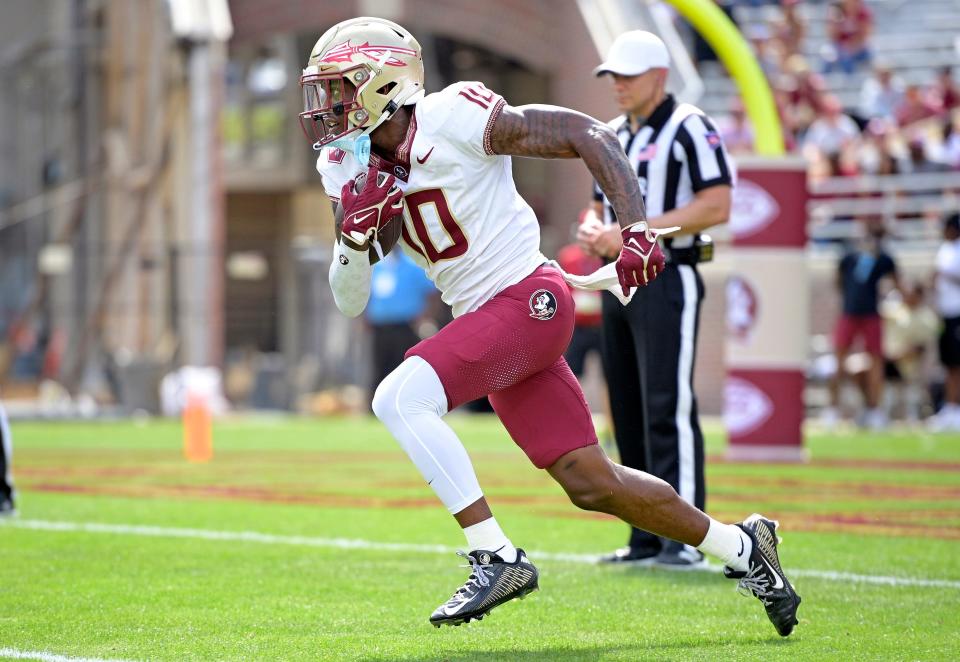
490, 104, 646, 228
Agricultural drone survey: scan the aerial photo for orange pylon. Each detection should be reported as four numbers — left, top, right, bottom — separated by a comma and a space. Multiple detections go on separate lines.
183, 393, 213, 462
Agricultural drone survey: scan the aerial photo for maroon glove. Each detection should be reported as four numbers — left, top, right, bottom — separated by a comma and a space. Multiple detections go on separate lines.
615, 222, 666, 295
339, 165, 404, 250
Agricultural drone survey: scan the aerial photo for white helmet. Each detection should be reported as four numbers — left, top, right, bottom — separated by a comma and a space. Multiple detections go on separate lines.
299, 17, 425, 149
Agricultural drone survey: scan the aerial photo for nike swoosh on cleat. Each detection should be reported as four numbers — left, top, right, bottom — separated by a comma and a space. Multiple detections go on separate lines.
738, 536, 745, 557
762, 558, 785, 589
416, 146, 435, 164
442, 600, 468, 617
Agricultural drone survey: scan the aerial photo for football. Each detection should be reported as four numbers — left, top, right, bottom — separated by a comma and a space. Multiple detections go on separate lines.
334, 170, 404, 265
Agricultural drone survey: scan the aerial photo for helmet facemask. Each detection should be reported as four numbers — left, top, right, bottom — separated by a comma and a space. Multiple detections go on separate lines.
299, 17, 425, 158
299, 66, 370, 149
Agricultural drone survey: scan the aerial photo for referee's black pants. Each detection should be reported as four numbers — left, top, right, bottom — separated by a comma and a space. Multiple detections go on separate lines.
600, 263, 706, 552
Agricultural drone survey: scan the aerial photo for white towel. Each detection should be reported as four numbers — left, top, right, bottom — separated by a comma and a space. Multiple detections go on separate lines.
550, 260, 636, 305
550, 226, 680, 306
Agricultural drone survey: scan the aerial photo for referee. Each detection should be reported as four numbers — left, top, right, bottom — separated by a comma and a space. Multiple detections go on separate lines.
1, 399, 14, 516
579, 31, 733, 567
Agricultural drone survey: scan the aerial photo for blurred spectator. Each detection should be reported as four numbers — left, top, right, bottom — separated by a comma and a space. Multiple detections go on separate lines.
880, 283, 939, 423
824, 220, 902, 430
749, 27, 785, 80
719, 101, 755, 154
858, 65, 904, 122
824, 0, 873, 75
692, 0, 736, 66
772, 87, 799, 151
557, 213, 605, 381
930, 66, 960, 113
929, 212, 960, 432
895, 85, 940, 127
772, 0, 806, 59
858, 119, 900, 175
902, 132, 950, 175
781, 56, 826, 137
941, 110, 960, 169
803, 95, 860, 166
366, 251, 437, 401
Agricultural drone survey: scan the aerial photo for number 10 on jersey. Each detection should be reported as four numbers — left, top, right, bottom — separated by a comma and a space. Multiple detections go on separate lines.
402, 188, 469, 263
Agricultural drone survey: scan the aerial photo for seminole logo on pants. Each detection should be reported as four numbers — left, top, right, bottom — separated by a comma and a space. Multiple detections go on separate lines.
529, 289, 557, 320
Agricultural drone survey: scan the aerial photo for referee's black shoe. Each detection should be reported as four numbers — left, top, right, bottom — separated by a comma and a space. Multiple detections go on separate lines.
0, 496, 15, 517
597, 545, 659, 565
430, 548, 538, 627
652, 541, 706, 570
723, 514, 801, 637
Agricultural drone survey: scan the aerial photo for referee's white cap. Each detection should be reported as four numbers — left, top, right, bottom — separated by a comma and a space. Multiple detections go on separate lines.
593, 31, 670, 77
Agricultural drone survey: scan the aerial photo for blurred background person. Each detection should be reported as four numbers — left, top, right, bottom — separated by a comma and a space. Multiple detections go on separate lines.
0, 399, 14, 516
902, 132, 950, 175
771, 0, 806, 61
823, 0, 873, 75
941, 110, 960, 170
803, 95, 861, 176
365, 252, 438, 406
557, 211, 605, 385
929, 212, 960, 432
824, 221, 902, 430
858, 65, 904, 123
780, 55, 826, 141
557, 211, 610, 444
930, 66, 960, 114
719, 100, 755, 155
880, 283, 939, 424
895, 84, 940, 128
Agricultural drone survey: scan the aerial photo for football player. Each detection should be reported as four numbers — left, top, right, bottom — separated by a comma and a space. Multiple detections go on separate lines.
303, 17, 800, 636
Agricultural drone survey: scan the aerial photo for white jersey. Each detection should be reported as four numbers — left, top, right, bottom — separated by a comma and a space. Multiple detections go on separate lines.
317, 81, 546, 317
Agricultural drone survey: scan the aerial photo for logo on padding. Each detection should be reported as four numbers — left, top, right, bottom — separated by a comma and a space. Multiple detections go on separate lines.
529, 289, 557, 320
724, 377, 774, 437
730, 179, 779, 239
339, 254, 349, 265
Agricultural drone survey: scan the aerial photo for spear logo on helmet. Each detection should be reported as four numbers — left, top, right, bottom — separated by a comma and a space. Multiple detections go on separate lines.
320, 40, 417, 67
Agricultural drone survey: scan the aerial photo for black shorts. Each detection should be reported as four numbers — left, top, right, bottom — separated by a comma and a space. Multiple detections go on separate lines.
939, 316, 960, 367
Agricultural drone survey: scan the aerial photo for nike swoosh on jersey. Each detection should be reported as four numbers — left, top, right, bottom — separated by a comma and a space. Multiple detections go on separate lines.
416, 146, 435, 164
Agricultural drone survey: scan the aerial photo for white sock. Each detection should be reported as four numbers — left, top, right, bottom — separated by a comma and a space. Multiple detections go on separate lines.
696, 518, 752, 572
463, 517, 517, 562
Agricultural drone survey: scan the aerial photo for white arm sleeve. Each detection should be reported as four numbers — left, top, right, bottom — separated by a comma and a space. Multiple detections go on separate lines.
328, 240, 372, 318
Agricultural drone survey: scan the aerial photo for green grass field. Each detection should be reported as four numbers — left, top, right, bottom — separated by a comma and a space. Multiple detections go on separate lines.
1, 415, 959, 661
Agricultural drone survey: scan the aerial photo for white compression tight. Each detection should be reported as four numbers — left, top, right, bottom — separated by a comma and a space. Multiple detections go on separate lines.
372, 356, 483, 515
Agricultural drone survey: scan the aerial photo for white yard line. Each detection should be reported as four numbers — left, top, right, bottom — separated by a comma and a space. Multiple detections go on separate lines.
0, 648, 137, 662
4, 518, 960, 590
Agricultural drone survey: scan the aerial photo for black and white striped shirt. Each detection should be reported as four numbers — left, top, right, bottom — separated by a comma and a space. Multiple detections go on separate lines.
593, 94, 734, 250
